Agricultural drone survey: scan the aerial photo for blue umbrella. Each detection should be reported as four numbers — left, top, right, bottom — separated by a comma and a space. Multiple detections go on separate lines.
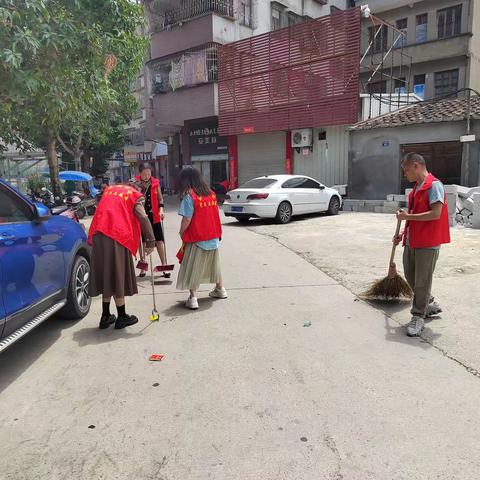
59, 171, 93, 182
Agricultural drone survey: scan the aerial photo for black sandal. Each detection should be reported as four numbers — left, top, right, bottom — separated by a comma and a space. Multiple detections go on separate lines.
162, 272, 171, 279
139, 271, 146, 278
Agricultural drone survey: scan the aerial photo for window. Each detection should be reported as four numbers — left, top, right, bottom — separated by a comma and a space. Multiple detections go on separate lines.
416, 14, 428, 43
0, 189, 32, 224
368, 80, 387, 94
302, 179, 320, 189
282, 177, 306, 189
437, 5, 462, 38
368, 25, 388, 53
271, 2, 286, 31
239, 0, 252, 28
434, 69, 459, 97
394, 77, 407, 93
240, 178, 277, 189
414, 74, 426, 99
288, 11, 303, 27
395, 18, 408, 48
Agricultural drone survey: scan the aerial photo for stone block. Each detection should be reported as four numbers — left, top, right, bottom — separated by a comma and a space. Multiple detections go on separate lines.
384, 200, 400, 208
446, 193, 457, 215
444, 184, 458, 194
393, 194, 406, 202
374, 206, 383, 213
472, 193, 480, 229
382, 206, 400, 214
386, 194, 395, 201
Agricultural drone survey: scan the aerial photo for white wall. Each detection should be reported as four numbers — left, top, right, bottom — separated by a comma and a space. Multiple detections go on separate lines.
214, 0, 350, 42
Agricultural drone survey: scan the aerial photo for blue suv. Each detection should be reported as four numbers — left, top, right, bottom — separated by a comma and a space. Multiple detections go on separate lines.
0, 179, 91, 352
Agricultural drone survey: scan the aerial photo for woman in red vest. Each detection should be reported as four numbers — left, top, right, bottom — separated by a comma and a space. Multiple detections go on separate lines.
176, 166, 227, 310
135, 163, 170, 278
88, 183, 155, 329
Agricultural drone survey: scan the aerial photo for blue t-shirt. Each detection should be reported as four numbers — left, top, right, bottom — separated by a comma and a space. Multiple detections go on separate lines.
178, 194, 220, 250
407, 180, 445, 249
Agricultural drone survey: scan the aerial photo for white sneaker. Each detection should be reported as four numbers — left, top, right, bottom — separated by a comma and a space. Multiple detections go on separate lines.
406, 316, 425, 337
185, 296, 199, 310
426, 301, 442, 318
209, 287, 228, 299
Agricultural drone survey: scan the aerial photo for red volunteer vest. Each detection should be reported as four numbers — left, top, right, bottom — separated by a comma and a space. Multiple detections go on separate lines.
182, 191, 222, 243
88, 185, 143, 255
135, 175, 161, 224
403, 173, 450, 248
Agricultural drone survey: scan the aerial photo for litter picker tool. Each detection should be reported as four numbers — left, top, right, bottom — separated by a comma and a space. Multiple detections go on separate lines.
364, 217, 413, 300
149, 254, 160, 321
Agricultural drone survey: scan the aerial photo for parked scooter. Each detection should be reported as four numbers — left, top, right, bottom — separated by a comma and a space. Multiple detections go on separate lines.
64, 193, 87, 220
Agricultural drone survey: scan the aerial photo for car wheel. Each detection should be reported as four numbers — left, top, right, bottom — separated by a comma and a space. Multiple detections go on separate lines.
276, 201, 292, 224
236, 217, 251, 223
327, 196, 341, 216
59, 255, 91, 319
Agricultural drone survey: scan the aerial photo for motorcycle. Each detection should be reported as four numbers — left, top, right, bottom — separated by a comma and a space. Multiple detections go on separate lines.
64, 193, 86, 220
29, 189, 80, 223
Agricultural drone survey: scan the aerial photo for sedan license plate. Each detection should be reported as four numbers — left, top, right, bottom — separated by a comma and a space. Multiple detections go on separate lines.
231, 206, 244, 213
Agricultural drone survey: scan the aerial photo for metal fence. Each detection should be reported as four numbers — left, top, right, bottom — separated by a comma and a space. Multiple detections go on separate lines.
218, 8, 362, 136
148, 42, 219, 94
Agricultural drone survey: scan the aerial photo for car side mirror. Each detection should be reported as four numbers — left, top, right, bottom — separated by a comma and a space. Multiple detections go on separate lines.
319, 185, 325, 190
34, 203, 51, 221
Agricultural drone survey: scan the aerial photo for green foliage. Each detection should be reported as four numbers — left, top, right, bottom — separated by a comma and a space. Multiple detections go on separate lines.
0, 0, 148, 192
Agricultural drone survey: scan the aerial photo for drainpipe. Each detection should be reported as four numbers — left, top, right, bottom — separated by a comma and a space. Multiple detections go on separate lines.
463, 89, 471, 186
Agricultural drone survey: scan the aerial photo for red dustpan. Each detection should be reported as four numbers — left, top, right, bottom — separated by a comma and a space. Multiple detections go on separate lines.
136, 242, 148, 271
153, 222, 174, 272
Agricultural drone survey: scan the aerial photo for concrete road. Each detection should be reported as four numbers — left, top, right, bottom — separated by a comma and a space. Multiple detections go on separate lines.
1, 207, 480, 479
249, 211, 480, 378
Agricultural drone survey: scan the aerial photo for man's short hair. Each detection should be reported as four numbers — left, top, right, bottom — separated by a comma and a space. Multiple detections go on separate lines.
402, 152, 426, 166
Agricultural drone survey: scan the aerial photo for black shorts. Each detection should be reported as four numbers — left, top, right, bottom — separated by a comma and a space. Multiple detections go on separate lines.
143, 217, 164, 242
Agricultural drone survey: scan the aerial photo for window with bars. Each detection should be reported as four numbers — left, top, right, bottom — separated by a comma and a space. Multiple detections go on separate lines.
239, 0, 253, 28
437, 5, 462, 39
149, 43, 219, 94
395, 18, 407, 48
434, 69, 459, 98
271, 2, 287, 31
368, 25, 388, 53
416, 14, 428, 43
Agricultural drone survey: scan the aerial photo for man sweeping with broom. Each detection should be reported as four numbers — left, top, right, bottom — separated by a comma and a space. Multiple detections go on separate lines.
394, 152, 450, 337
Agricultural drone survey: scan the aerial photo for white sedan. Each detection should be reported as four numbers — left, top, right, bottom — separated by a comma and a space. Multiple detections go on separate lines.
223, 175, 342, 224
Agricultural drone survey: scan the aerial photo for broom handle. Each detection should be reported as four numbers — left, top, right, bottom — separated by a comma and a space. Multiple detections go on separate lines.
388, 218, 402, 266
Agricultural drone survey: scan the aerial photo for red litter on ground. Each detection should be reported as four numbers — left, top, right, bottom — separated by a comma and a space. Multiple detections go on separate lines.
149, 354, 165, 362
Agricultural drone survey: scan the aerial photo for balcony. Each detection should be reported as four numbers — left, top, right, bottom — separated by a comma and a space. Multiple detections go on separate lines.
148, 43, 219, 94
149, 0, 234, 33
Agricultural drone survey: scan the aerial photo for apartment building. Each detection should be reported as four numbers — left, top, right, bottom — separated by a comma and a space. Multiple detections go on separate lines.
142, 0, 349, 189
355, 0, 480, 100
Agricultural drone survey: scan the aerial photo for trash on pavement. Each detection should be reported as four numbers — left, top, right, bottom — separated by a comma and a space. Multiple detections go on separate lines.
149, 354, 165, 362
303, 321, 312, 327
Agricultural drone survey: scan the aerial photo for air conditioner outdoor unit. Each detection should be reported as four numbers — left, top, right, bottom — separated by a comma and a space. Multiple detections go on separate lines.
291, 129, 313, 148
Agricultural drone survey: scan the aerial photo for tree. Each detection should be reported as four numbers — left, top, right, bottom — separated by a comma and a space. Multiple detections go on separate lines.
0, 0, 147, 198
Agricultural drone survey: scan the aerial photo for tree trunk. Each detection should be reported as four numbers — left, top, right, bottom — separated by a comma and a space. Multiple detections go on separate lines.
46, 133, 62, 202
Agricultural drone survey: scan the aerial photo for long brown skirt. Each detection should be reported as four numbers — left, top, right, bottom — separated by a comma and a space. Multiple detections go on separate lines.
89, 233, 138, 298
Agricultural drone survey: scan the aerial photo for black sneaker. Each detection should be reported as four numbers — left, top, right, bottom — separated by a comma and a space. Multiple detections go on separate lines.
115, 315, 139, 329
99, 314, 116, 330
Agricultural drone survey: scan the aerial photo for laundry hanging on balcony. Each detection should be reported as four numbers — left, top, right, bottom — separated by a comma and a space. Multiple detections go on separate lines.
169, 55, 185, 91
184, 51, 208, 86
